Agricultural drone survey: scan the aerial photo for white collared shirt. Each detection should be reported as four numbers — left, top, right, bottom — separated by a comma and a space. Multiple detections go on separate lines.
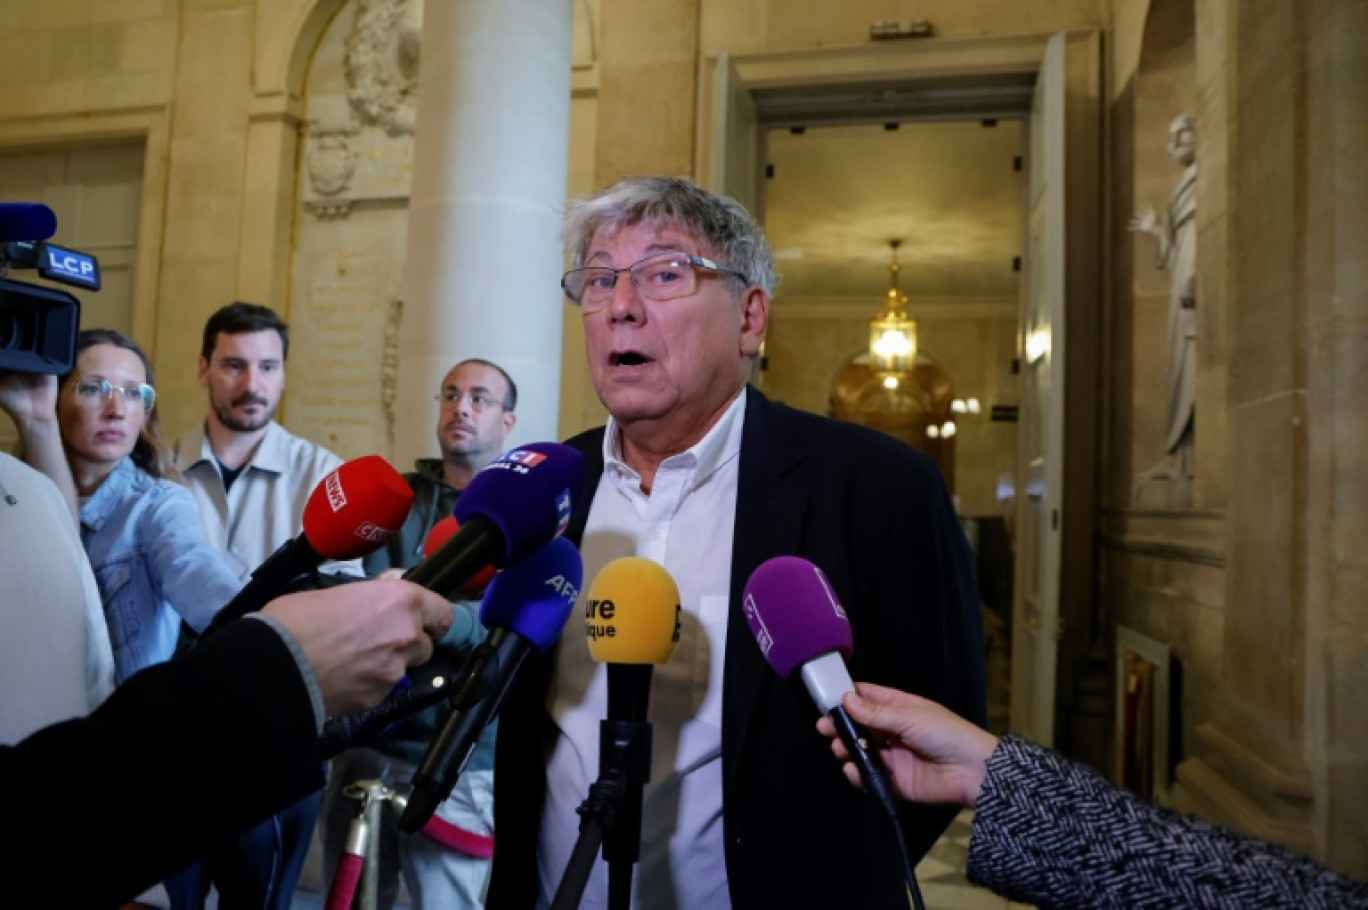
172, 420, 361, 579
538, 389, 747, 909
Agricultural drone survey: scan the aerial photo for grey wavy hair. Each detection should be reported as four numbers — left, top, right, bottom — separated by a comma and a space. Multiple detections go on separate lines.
563, 176, 778, 297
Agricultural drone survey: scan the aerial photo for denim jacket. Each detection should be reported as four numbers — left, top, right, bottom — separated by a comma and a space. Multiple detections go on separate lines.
81, 457, 243, 683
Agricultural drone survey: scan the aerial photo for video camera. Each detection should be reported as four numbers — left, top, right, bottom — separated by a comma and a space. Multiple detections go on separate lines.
0, 202, 100, 375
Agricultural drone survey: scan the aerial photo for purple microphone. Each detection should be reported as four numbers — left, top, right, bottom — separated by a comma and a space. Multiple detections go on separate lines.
405, 441, 585, 598
743, 556, 901, 817
744, 555, 856, 714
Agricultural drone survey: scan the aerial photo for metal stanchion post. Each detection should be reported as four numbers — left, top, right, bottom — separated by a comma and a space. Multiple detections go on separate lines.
328, 780, 396, 910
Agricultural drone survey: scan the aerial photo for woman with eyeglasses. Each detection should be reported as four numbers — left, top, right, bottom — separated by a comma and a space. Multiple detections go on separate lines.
28, 329, 241, 684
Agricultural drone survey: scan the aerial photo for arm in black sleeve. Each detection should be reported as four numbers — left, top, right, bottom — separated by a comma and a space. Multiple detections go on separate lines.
1, 617, 325, 908
968, 736, 1368, 909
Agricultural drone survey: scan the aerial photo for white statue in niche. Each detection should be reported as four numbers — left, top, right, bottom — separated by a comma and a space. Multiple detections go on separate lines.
1130, 114, 1197, 505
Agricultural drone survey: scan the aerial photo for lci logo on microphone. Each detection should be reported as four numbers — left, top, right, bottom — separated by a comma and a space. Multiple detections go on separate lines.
487, 448, 547, 477
505, 450, 547, 467
325, 471, 347, 512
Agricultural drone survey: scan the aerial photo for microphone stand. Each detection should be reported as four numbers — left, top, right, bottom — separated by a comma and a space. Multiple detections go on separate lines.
551, 665, 653, 910
399, 630, 528, 832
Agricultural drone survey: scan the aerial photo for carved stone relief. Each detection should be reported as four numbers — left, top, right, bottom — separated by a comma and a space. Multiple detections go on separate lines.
382, 295, 403, 444
345, 0, 424, 136
306, 126, 358, 197
300, 3, 418, 221
289, 1, 417, 459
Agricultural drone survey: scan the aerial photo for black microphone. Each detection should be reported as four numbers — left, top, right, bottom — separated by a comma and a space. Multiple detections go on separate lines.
319, 675, 450, 759
0, 203, 57, 242
398, 536, 583, 833
200, 456, 413, 637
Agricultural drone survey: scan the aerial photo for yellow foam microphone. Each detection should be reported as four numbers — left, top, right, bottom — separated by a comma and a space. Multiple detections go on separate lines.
584, 556, 681, 666
554, 557, 682, 908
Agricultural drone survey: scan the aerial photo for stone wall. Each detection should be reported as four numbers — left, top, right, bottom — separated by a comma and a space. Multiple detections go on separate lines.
1104, 0, 1368, 877
1102, 0, 1229, 818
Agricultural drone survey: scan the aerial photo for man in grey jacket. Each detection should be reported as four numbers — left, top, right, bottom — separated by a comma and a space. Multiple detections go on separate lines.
321, 357, 516, 908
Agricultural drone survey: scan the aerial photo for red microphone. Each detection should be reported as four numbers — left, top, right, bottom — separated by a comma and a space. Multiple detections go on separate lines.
201, 454, 414, 636
421, 516, 497, 597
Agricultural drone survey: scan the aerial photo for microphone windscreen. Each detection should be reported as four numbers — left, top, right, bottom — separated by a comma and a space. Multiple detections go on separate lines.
421, 515, 459, 556
0, 203, 57, 242
743, 556, 853, 678
302, 455, 415, 560
453, 442, 585, 565
477, 536, 582, 652
585, 557, 681, 666
423, 515, 497, 595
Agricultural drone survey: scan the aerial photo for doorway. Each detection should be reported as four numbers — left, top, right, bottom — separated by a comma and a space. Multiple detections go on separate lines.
702, 33, 1102, 750
759, 114, 1024, 735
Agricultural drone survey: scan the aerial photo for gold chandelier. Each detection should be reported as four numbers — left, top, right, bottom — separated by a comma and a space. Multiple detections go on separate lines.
869, 238, 917, 376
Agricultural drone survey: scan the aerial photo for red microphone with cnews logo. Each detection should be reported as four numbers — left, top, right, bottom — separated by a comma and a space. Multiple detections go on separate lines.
200, 455, 415, 638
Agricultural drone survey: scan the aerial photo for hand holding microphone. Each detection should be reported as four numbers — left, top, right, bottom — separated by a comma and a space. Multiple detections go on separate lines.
262, 579, 454, 716
744, 556, 927, 910
743, 556, 902, 818
319, 516, 493, 756
322, 443, 584, 758
201, 455, 415, 637
816, 683, 998, 810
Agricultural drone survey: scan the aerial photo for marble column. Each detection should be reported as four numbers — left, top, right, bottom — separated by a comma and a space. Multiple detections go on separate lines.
394, 0, 573, 466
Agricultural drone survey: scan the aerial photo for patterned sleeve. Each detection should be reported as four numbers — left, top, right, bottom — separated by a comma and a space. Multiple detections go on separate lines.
965, 735, 1368, 909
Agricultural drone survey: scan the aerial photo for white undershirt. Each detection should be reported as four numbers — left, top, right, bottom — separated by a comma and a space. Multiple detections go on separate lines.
537, 389, 746, 909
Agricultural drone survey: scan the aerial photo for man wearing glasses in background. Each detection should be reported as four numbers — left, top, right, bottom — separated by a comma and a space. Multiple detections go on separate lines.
321, 358, 517, 909
489, 176, 985, 909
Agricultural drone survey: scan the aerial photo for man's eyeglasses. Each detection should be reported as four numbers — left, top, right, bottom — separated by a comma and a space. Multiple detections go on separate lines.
561, 253, 750, 312
71, 377, 156, 412
435, 390, 505, 413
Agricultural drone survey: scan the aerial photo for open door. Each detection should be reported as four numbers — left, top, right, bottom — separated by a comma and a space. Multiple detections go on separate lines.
698, 52, 760, 215
1012, 32, 1067, 747
1011, 31, 1101, 749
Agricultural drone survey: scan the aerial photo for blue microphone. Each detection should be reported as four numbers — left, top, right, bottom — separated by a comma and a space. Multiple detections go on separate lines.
0, 203, 57, 243
404, 441, 585, 597
401, 536, 583, 831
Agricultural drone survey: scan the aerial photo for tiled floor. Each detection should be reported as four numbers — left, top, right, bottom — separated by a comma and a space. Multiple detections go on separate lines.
915, 811, 1034, 910
289, 809, 1033, 909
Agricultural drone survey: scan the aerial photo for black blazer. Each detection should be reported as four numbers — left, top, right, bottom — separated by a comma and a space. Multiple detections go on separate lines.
490, 387, 986, 908
3, 618, 324, 908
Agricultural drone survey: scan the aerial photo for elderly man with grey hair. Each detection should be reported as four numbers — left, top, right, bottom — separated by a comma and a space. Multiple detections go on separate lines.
489, 176, 986, 909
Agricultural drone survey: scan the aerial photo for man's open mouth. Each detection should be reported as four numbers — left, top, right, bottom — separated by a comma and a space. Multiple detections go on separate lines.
610, 351, 652, 367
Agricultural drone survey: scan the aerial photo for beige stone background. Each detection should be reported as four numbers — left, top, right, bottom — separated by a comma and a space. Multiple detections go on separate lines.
0, 0, 1363, 879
